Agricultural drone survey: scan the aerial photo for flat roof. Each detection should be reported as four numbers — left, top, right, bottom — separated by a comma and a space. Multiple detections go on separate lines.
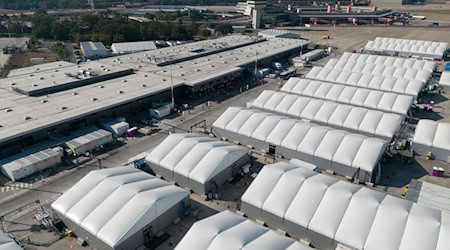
0, 72, 184, 145
3, 61, 133, 96
7, 61, 76, 78
0, 35, 309, 147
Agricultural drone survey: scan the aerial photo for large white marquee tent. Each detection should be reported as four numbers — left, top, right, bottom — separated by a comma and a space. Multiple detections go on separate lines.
439, 71, 450, 92
339, 52, 436, 72
305, 66, 423, 96
280, 78, 413, 116
145, 133, 249, 195
241, 161, 450, 250
412, 120, 450, 161
251, 90, 402, 141
175, 210, 313, 250
52, 167, 190, 250
324, 58, 431, 83
364, 37, 448, 59
212, 107, 387, 182
0, 232, 22, 250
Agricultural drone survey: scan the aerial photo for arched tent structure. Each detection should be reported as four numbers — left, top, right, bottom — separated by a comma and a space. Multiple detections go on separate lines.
212, 107, 387, 183
241, 161, 450, 250
250, 90, 402, 141
324, 58, 431, 83
145, 133, 249, 195
175, 210, 313, 250
339, 52, 436, 72
0, 232, 22, 250
280, 78, 413, 116
305, 66, 423, 97
51, 167, 190, 250
412, 120, 450, 161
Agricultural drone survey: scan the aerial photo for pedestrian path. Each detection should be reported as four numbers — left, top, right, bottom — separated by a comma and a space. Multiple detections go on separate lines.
0, 183, 33, 193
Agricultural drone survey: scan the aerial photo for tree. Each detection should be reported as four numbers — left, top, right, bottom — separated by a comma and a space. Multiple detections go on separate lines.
215, 24, 232, 35
197, 28, 211, 39
51, 22, 69, 40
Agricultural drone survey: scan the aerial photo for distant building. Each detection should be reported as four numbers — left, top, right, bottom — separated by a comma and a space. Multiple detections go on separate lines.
258, 29, 300, 39
111, 41, 157, 54
80, 41, 108, 59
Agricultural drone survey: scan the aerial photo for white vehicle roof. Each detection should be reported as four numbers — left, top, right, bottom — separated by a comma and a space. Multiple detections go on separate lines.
251, 90, 402, 140
51, 167, 189, 248
305, 66, 423, 96
241, 162, 450, 250
175, 210, 312, 250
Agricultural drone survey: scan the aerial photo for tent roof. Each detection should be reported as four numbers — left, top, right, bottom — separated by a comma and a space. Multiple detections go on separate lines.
251, 90, 402, 140
213, 107, 387, 173
305, 66, 423, 96
325, 58, 431, 82
0, 232, 22, 250
281, 78, 412, 115
439, 72, 450, 89
339, 52, 436, 72
111, 41, 158, 53
413, 120, 450, 151
145, 133, 248, 184
364, 38, 447, 58
241, 162, 450, 250
175, 210, 312, 250
51, 167, 189, 248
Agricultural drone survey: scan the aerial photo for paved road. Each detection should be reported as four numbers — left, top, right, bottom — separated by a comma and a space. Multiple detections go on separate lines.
64, 42, 76, 63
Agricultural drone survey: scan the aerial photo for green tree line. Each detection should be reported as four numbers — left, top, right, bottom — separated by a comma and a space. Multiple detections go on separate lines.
0, 1, 238, 10
30, 11, 213, 44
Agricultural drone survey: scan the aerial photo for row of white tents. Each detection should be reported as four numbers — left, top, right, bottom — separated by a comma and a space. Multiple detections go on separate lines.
145, 133, 249, 195
213, 107, 387, 183
241, 161, 450, 250
250, 90, 402, 141
0, 231, 22, 250
339, 52, 436, 72
324, 58, 431, 82
176, 210, 313, 250
305, 66, 423, 96
412, 119, 450, 161
280, 78, 413, 116
364, 37, 448, 59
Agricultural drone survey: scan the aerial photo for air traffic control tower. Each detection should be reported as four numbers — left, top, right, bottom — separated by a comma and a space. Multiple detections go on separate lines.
247, 0, 267, 29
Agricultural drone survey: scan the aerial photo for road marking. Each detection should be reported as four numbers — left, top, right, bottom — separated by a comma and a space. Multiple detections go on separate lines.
0, 183, 32, 193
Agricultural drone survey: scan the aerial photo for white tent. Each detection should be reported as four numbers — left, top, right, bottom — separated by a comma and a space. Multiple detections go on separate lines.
241, 161, 450, 250
305, 66, 423, 96
51, 167, 190, 250
0, 232, 22, 250
364, 37, 448, 59
439, 71, 450, 92
111, 41, 157, 54
145, 133, 249, 195
325, 58, 431, 83
412, 120, 450, 161
339, 52, 436, 72
212, 107, 387, 182
281, 78, 413, 115
251, 90, 402, 141
175, 210, 312, 250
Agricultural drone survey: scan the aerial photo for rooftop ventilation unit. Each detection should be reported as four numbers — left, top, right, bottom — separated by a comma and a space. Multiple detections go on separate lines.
24, 116, 32, 121
5, 108, 12, 113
